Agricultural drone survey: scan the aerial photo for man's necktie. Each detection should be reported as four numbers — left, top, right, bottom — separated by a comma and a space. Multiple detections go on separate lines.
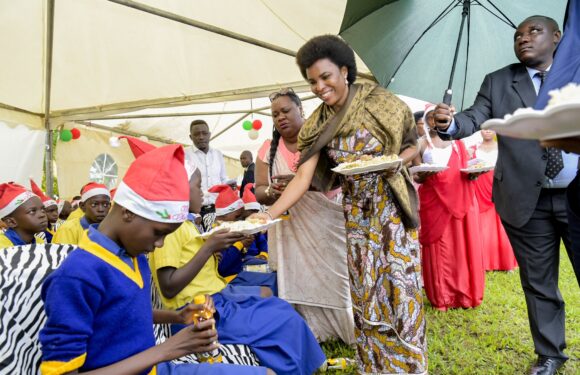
537, 71, 564, 179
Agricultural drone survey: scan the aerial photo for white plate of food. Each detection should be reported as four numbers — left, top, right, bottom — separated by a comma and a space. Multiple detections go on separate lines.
200, 218, 281, 239
481, 83, 580, 141
460, 160, 494, 174
331, 154, 402, 176
409, 164, 449, 174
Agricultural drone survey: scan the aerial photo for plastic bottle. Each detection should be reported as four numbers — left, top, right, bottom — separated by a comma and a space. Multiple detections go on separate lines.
319, 358, 355, 371
192, 295, 222, 364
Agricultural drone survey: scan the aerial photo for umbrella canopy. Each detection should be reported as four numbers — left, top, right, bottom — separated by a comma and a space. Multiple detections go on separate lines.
340, 0, 567, 109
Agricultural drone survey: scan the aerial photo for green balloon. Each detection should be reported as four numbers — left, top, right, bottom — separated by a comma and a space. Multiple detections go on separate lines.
60, 129, 73, 142
242, 120, 253, 131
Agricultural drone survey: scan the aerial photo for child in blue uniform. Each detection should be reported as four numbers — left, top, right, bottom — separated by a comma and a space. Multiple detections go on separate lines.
39, 145, 268, 375
30, 178, 59, 243
0, 182, 47, 248
211, 184, 268, 278
52, 182, 111, 245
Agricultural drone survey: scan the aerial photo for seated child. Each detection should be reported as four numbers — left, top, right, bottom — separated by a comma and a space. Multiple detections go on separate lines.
0, 182, 48, 248
39, 144, 268, 375
240, 183, 268, 261
150, 170, 325, 375
57, 199, 72, 221
65, 195, 83, 222
30, 178, 60, 243
52, 182, 111, 245
213, 184, 269, 280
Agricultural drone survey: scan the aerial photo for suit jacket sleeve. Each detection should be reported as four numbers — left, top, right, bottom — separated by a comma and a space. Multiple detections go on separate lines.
440, 73, 494, 140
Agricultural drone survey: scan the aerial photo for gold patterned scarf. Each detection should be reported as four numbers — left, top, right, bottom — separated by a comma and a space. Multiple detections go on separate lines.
297, 82, 419, 228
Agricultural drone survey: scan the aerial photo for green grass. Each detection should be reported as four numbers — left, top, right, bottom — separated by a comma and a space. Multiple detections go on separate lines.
321, 248, 579, 374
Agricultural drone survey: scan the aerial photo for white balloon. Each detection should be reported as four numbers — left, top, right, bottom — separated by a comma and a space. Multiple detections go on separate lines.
109, 136, 121, 148
248, 129, 259, 140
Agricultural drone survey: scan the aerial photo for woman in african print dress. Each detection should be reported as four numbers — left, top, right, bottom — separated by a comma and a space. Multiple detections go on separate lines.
251, 35, 426, 374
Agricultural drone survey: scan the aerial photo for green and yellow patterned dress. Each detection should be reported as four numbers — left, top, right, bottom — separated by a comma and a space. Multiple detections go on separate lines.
328, 127, 427, 374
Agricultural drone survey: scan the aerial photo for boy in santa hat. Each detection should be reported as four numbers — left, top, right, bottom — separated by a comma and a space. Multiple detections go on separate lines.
29, 178, 60, 243
150, 172, 326, 375
215, 184, 269, 279
52, 182, 111, 245
241, 183, 268, 259
40, 144, 268, 375
0, 182, 48, 248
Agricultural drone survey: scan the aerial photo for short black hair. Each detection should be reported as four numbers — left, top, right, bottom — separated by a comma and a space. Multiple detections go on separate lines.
190, 119, 209, 134
296, 35, 357, 85
414, 111, 425, 123
520, 15, 560, 32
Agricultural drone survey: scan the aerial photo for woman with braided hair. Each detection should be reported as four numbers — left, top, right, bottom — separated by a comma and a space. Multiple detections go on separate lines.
254, 88, 355, 345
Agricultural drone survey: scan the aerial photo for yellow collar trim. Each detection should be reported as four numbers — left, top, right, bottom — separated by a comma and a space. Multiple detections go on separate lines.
78, 233, 144, 289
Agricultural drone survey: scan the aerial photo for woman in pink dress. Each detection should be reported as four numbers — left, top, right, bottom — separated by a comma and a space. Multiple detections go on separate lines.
414, 107, 485, 310
470, 129, 518, 271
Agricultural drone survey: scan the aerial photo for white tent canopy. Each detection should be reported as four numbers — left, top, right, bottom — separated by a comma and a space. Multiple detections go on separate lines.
1, 0, 373, 122
1, 0, 433, 197
1, 0, 381, 195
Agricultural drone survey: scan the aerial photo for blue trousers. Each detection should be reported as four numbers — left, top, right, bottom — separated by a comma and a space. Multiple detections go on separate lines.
157, 361, 266, 374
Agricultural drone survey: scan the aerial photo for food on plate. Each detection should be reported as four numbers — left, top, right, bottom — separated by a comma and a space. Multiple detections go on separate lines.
547, 83, 580, 107
503, 83, 580, 121
212, 220, 264, 232
336, 154, 399, 170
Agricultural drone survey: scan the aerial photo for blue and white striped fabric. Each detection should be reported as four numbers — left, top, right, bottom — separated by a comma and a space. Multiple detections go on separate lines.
0, 244, 75, 375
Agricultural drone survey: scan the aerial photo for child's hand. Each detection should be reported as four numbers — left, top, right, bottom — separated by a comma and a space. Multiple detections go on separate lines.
177, 301, 204, 325
240, 235, 255, 249
205, 229, 246, 253
164, 319, 218, 358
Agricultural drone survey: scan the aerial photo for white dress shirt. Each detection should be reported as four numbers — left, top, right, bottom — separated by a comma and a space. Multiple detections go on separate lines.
184, 145, 228, 204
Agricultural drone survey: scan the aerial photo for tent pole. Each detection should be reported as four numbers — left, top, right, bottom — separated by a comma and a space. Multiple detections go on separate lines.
75, 120, 182, 145
43, 0, 56, 196
210, 114, 248, 141
50, 81, 312, 121
107, 0, 296, 56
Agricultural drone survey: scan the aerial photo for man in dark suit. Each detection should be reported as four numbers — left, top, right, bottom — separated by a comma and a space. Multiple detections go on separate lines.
434, 15, 573, 375
239, 150, 255, 198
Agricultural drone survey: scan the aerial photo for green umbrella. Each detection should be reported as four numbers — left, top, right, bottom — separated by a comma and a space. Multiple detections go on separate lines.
340, 0, 567, 109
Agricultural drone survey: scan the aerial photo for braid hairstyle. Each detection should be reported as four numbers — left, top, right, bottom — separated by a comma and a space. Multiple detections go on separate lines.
268, 128, 282, 180
269, 91, 303, 179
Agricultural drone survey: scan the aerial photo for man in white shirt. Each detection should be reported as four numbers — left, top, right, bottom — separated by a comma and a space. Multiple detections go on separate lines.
184, 119, 229, 223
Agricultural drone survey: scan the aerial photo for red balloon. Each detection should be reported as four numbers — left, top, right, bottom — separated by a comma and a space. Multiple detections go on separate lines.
252, 119, 262, 130
70, 128, 81, 139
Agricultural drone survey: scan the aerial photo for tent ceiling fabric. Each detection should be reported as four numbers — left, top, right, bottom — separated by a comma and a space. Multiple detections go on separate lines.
0, 0, 368, 121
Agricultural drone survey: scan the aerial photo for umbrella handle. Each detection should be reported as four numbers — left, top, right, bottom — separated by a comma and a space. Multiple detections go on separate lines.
443, 89, 452, 105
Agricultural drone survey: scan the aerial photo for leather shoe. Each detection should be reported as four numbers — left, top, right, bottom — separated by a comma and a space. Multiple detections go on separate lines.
529, 356, 566, 375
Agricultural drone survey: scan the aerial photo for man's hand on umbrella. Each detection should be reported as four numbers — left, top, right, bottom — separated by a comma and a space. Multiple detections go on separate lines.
433, 103, 456, 131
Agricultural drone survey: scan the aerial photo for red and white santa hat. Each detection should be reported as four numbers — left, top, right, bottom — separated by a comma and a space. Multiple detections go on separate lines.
80, 182, 111, 203
29, 178, 57, 208
0, 182, 37, 219
242, 183, 260, 211
208, 184, 244, 216
56, 199, 66, 215
114, 144, 189, 223
120, 136, 156, 159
